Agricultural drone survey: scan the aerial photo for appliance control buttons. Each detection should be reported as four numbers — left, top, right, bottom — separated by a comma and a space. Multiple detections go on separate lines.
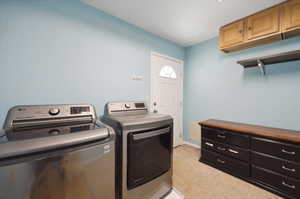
49, 108, 60, 116
125, 104, 131, 109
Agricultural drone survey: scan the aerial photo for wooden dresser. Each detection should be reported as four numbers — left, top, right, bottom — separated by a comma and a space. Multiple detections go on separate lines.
199, 119, 300, 199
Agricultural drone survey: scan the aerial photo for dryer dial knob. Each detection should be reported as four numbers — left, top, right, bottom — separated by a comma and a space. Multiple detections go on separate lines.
125, 104, 131, 109
49, 108, 60, 116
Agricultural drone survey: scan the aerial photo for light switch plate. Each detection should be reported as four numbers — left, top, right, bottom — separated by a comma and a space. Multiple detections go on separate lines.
131, 76, 143, 81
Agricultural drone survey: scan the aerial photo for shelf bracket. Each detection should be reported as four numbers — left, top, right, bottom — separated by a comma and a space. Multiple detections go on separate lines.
257, 59, 266, 76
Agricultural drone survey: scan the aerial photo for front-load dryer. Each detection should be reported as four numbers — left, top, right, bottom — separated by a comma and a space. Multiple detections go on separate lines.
102, 101, 173, 199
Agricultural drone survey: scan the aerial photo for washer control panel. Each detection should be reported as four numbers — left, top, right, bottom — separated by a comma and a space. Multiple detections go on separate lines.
13, 105, 93, 119
4, 104, 97, 129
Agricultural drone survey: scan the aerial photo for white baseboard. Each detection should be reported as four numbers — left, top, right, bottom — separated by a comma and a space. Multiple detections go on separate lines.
183, 141, 201, 149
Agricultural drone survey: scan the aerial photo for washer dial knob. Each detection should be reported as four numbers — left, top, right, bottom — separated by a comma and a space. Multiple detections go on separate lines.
48, 129, 60, 135
49, 108, 60, 116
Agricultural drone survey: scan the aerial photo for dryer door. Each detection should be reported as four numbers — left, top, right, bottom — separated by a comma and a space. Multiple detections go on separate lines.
127, 126, 172, 189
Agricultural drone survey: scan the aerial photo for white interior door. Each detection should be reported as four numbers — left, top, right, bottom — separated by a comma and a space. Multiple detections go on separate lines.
150, 52, 183, 147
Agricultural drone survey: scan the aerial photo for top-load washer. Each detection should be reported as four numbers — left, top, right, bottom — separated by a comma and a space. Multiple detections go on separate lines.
101, 101, 173, 199
0, 104, 115, 199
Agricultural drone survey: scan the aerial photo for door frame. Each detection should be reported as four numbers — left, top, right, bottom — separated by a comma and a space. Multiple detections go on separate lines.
150, 51, 184, 146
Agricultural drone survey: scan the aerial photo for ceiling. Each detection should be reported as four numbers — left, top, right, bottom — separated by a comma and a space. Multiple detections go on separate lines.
82, 0, 285, 47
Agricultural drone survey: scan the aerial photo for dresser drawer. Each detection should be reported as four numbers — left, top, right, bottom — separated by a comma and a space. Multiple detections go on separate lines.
252, 152, 300, 180
202, 127, 250, 149
202, 139, 250, 162
252, 165, 300, 198
252, 137, 300, 163
201, 149, 250, 178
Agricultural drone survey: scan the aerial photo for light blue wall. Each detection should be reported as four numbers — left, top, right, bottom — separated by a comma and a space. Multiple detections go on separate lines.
0, 0, 185, 126
2, 0, 300, 145
184, 37, 300, 145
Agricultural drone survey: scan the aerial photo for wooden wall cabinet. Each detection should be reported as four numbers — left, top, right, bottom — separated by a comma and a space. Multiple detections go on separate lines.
219, 20, 244, 49
282, 0, 300, 39
246, 6, 281, 41
219, 1, 300, 53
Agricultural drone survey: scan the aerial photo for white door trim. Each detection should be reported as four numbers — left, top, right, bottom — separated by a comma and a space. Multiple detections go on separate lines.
151, 51, 184, 64
150, 51, 184, 146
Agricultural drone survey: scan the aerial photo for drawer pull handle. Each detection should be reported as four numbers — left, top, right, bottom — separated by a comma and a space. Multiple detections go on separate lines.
217, 135, 226, 139
228, 149, 239, 154
282, 165, 296, 172
205, 142, 214, 147
217, 147, 226, 151
282, 149, 296, 155
282, 181, 296, 189
217, 159, 225, 164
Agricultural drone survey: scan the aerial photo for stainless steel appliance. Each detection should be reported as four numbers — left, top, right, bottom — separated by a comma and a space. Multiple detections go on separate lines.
102, 101, 173, 199
0, 104, 115, 199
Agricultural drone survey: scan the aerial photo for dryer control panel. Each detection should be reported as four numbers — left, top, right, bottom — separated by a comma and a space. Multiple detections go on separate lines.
106, 101, 147, 115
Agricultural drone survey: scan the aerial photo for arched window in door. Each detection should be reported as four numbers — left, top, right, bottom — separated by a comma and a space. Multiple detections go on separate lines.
159, 65, 177, 79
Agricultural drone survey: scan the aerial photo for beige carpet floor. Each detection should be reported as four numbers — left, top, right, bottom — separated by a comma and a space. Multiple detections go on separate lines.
173, 145, 283, 199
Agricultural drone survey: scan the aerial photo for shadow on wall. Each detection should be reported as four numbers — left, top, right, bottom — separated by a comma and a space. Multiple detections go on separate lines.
243, 61, 300, 81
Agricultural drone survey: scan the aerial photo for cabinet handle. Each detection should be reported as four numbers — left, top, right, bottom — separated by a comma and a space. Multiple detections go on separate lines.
228, 149, 239, 154
248, 26, 252, 30
205, 142, 214, 147
217, 134, 226, 139
239, 30, 243, 34
217, 147, 226, 151
282, 181, 296, 189
282, 165, 296, 173
217, 159, 225, 164
282, 149, 296, 155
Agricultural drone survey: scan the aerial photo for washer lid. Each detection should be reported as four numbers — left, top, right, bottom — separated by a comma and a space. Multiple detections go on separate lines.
0, 123, 110, 159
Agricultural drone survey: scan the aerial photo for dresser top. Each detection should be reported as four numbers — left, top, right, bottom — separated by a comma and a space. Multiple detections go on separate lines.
199, 119, 300, 143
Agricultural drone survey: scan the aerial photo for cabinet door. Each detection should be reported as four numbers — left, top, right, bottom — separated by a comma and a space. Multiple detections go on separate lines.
282, 0, 300, 31
246, 6, 280, 40
219, 20, 244, 48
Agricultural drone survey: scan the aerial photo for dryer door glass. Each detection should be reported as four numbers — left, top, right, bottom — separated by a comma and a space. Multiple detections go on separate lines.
127, 126, 172, 189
